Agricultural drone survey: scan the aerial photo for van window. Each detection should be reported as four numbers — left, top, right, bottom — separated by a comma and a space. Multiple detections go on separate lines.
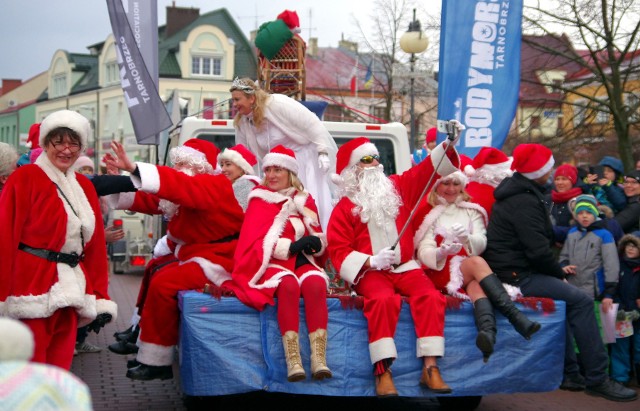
195, 134, 236, 151
334, 137, 397, 175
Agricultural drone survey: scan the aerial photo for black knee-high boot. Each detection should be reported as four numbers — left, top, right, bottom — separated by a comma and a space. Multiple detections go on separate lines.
479, 274, 541, 340
474, 298, 496, 363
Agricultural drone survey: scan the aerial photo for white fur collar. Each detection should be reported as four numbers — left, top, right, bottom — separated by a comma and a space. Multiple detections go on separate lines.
35, 153, 96, 250
413, 200, 487, 249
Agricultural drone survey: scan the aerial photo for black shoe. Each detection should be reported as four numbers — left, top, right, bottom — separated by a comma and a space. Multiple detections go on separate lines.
560, 373, 585, 391
127, 359, 141, 369
126, 364, 173, 381
585, 378, 638, 402
114, 325, 134, 342
108, 340, 139, 355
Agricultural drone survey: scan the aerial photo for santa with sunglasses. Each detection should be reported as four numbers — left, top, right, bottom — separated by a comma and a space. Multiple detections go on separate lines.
326, 123, 462, 397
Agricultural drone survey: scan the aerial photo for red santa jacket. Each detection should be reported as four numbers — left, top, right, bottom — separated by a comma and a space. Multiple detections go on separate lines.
226, 187, 327, 310
0, 156, 116, 325
111, 163, 244, 286
327, 142, 459, 286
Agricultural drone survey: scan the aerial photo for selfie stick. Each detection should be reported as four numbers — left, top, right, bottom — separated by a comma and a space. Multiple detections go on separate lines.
390, 125, 458, 250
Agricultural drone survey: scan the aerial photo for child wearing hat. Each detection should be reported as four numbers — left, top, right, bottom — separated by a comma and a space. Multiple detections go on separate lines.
560, 194, 620, 314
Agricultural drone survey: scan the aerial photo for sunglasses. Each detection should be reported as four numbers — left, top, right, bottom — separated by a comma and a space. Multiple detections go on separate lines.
359, 155, 380, 164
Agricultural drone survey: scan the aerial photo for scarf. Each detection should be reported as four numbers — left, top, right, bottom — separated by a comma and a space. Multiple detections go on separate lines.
551, 186, 582, 203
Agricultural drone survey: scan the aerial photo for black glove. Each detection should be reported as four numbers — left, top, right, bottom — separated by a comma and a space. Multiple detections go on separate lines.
86, 313, 113, 334
289, 235, 322, 255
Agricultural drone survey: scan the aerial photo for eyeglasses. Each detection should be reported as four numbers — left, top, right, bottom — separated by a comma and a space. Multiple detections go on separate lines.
359, 155, 380, 164
623, 179, 640, 185
625, 243, 639, 249
51, 141, 81, 153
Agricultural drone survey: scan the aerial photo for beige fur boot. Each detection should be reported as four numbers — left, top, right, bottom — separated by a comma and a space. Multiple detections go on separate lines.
282, 331, 306, 382
309, 328, 332, 380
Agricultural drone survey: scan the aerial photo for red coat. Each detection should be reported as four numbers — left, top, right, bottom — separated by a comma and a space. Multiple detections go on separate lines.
0, 157, 116, 324
226, 187, 327, 310
111, 163, 244, 285
327, 142, 459, 286
466, 181, 496, 219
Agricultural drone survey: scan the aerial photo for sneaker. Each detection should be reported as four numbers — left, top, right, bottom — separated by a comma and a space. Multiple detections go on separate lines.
75, 341, 102, 354
560, 373, 585, 391
585, 378, 638, 402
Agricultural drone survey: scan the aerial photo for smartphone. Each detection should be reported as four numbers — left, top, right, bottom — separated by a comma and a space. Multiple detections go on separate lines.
589, 165, 604, 179
436, 120, 454, 134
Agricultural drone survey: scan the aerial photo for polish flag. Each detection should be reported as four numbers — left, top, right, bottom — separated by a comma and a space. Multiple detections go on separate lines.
350, 57, 358, 96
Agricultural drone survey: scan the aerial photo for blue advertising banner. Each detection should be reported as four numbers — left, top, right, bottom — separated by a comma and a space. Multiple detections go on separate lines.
438, 0, 523, 158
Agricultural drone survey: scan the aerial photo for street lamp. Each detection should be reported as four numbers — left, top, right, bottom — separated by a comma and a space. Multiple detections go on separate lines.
400, 8, 428, 154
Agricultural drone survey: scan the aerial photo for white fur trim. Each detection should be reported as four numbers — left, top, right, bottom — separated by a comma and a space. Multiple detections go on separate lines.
503, 283, 523, 300
369, 337, 397, 364
340, 251, 370, 285
520, 155, 555, 180
430, 141, 459, 178
348, 142, 379, 171
390, 260, 421, 273
39, 110, 90, 150
153, 236, 171, 258
262, 152, 298, 174
274, 238, 292, 260
137, 340, 175, 366
136, 162, 161, 194
219, 149, 255, 175
95, 298, 118, 322
182, 257, 231, 287
414, 204, 447, 249
416, 336, 445, 357
445, 255, 471, 301
105, 191, 135, 210
298, 270, 330, 286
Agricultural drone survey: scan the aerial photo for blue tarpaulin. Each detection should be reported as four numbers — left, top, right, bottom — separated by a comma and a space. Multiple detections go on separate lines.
179, 291, 565, 397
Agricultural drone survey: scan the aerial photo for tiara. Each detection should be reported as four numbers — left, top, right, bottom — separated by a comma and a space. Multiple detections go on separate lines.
230, 77, 255, 94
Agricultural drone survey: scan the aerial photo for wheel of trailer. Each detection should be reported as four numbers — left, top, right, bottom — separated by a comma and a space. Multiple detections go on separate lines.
436, 395, 482, 410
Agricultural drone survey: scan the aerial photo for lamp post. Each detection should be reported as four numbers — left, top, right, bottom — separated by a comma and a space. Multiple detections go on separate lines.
400, 8, 428, 154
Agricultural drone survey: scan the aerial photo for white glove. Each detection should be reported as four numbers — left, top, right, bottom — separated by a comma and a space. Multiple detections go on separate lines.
451, 223, 469, 243
318, 153, 331, 174
370, 247, 396, 270
435, 243, 463, 260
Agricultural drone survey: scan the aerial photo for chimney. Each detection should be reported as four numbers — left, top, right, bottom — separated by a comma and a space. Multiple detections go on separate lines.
338, 39, 358, 53
308, 38, 318, 57
165, 5, 200, 38
1, 79, 22, 96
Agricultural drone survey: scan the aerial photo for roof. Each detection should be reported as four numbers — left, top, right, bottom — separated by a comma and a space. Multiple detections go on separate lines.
519, 34, 584, 108
306, 47, 388, 92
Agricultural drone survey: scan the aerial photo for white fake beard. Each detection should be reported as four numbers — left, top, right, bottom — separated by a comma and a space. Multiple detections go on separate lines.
341, 165, 401, 226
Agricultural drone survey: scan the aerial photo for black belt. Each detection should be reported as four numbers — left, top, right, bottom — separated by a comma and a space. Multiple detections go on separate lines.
18, 243, 84, 268
209, 233, 240, 244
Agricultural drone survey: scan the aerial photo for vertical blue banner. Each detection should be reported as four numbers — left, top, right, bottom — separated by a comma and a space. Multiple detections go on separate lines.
438, 0, 523, 158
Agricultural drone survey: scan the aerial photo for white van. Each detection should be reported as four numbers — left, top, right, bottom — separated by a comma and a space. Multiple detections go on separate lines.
175, 117, 412, 175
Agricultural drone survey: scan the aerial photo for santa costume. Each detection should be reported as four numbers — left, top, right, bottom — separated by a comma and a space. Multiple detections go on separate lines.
0, 110, 117, 370
464, 147, 513, 219
414, 171, 488, 300
108, 139, 244, 380
327, 136, 459, 393
226, 145, 331, 381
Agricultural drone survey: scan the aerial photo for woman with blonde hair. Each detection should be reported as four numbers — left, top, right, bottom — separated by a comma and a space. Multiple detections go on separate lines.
229, 77, 337, 229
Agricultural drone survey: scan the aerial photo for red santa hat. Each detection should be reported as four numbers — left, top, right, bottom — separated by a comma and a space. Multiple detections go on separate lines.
433, 154, 472, 189
335, 137, 379, 175
512, 143, 555, 180
262, 145, 298, 174
39, 110, 90, 150
175, 138, 220, 172
26, 123, 41, 149
218, 144, 257, 175
425, 127, 437, 144
553, 164, 578, 186
277, 10, 301, 33
465, 146, 511, 176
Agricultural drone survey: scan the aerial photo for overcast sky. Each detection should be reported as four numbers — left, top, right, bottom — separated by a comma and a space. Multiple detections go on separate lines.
0, 0, 388, 81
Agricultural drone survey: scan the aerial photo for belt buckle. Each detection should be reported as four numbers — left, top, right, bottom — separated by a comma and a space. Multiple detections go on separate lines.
67, 252, 80, 268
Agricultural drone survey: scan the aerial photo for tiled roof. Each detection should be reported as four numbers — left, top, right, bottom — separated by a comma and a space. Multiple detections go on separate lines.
306, 47, 387, 92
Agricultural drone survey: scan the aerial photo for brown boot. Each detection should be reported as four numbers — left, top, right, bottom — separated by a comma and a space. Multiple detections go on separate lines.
420, 365, 452, 393
282, 331, 306, 382
375, 369, 398, 397
309, 329, 332, 380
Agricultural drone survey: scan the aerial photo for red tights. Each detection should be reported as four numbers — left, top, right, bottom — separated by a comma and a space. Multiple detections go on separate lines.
276, 274, 328, 335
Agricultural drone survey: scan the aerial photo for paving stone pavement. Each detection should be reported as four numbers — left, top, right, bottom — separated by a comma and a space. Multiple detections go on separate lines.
70, 268, 639, 411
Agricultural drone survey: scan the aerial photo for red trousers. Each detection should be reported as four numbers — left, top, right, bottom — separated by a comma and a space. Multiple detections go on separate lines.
22, 307, 78, 370
354, 268, 445, 343
138, 261, 206, 348
136, 254, 179, 314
